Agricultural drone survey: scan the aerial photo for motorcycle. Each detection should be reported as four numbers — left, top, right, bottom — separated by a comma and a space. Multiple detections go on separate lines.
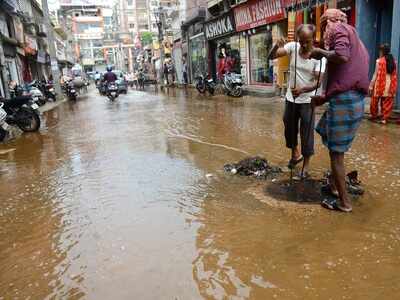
223, 72, 243, 97
106, 82, 119, 101
25, 81, 49, 105
137, 70, 145, 90
66, 81, 78, 101
0, 104, 8, 141
97, 81, 107, 95
0, 95, 41, 136
41, 81, 57, 102
195, 74, 215, 95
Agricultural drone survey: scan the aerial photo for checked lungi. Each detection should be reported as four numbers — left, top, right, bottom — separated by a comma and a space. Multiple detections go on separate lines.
316, 91, 365, 153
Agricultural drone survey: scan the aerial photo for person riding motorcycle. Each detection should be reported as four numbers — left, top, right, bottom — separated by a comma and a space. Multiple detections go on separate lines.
102, 66, 117, 84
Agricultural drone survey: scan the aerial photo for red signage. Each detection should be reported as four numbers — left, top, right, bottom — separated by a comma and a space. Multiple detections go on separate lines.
234, 0, 286, 32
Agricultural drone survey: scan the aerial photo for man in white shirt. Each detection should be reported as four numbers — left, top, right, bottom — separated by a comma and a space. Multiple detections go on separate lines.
270, 24, 326, 177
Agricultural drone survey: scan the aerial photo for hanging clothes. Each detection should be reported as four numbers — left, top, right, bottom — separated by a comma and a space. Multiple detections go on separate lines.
296, 10, 304, 28
303, 9, 309, 24
288, 11, 296, 42
316, 5, 322, 43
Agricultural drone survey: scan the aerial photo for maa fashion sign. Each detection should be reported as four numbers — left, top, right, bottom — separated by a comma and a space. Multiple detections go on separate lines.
204, 13, 235, 40
233, 0, 285, 31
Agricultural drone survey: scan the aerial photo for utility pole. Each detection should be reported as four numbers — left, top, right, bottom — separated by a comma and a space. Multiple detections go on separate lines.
156, 6, 165, 85
41, 0, 61, 95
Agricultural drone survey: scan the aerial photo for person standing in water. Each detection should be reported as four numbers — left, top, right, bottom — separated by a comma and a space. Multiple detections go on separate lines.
310, 9, 370, 212
270, 24, 326, 178
369, 44, 398, 124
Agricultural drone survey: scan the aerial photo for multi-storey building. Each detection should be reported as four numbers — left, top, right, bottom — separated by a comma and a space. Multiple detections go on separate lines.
58, 1, 110, 71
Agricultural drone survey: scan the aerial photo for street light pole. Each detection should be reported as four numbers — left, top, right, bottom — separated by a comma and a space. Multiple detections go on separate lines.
41, 0, 61, 95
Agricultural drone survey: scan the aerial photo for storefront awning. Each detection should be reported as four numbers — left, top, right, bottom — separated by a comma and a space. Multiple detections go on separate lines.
207, 0, 221, 9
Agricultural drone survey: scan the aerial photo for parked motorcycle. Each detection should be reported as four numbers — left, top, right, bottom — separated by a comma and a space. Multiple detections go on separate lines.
196, 74, 215, 95
0, 104, 8, 141
223, 72, 243, 97
24, 81, 47, 105
106, 82, 119, 101
0, 95, 41, 136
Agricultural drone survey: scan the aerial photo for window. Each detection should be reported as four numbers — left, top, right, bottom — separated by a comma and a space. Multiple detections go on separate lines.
249, 30, 273, 84
129, 23, 135, 29
127, 0, 133, 5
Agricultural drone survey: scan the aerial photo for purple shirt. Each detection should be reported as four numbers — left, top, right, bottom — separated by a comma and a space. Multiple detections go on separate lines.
326, 23, 370, 97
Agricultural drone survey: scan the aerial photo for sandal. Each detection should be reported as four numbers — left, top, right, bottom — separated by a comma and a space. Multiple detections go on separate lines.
321, 198, 353, 213
288, 155, 304, 169
293, 171, 310, 181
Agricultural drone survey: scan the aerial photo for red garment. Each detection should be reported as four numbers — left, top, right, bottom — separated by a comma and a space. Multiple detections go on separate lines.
217, 56, 234, 80
370, 96, 394, 121
217, 58, 225, 79
374, 57, 397, 97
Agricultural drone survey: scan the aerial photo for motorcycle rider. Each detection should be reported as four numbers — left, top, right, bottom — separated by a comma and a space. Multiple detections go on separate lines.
102, 66, 118, 95
94, 71, 101, 85
102, 66, 117, 84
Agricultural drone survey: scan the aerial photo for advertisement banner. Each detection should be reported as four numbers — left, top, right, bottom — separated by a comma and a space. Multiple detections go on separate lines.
234, 0, 285, 32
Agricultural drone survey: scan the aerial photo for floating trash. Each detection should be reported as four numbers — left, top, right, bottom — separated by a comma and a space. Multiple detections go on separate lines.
224, 156, 282, 179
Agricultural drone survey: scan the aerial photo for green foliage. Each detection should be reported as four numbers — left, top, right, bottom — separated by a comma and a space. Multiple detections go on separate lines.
141, 32, 153, 46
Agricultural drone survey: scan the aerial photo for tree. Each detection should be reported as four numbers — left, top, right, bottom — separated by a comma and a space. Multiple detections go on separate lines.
141, 32, 153, 47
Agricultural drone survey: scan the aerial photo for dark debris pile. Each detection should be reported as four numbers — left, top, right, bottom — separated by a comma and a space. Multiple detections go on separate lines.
224, 156, 282, 179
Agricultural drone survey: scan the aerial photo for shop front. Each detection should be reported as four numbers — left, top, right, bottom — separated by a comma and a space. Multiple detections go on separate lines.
233, 0, 286, 87
182, 9, 208, 84
204, 12, 246, 81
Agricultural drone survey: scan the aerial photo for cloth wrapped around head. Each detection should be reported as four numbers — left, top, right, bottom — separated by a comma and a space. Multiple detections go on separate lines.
321, 8, 348, 50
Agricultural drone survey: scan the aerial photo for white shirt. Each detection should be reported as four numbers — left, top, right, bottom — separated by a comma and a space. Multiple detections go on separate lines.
284, 42, 326, 104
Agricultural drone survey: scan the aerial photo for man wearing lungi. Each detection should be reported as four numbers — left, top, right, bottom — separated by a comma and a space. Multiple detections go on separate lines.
310, 9, 370, 212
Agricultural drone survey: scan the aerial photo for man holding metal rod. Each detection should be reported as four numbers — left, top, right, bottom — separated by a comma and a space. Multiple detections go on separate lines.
269, 24, 326, 178
310, 9, 369, 212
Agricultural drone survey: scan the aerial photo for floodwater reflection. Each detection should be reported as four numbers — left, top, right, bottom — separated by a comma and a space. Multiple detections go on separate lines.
0, 88, 399, 299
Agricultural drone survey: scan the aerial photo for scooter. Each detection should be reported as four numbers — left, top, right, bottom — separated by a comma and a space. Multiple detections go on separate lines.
106, 82, 119, 101
195, 74, 215, 95
223, 72, 243, 97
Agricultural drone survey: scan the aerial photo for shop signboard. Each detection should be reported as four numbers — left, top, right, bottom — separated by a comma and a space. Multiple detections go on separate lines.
233, 0, 285, 32
204, 12, 236, 40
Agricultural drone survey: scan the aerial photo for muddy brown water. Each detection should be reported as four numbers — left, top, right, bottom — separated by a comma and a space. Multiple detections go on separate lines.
1, 87, 399, 299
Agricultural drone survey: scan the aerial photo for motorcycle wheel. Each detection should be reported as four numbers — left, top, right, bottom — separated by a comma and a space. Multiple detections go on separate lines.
231, 86, 243, 97
0, 127, 7, 142
208, 86, 215, 95
16, 108, 41, 132
196, 82, 206, 94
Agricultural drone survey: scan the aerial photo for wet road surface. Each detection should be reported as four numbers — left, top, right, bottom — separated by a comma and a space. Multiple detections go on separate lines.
1, 87, 400, 299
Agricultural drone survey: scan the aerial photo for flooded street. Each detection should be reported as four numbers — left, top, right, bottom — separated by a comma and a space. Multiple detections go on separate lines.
1, 87, 399, 299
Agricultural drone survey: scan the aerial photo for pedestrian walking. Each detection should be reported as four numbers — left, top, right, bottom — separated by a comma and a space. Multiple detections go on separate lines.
270, 24, 326, 178
310, 9, 370, 212
163, 62, 169, 85
182, 56, 188, 88
369, 44, 398, 124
